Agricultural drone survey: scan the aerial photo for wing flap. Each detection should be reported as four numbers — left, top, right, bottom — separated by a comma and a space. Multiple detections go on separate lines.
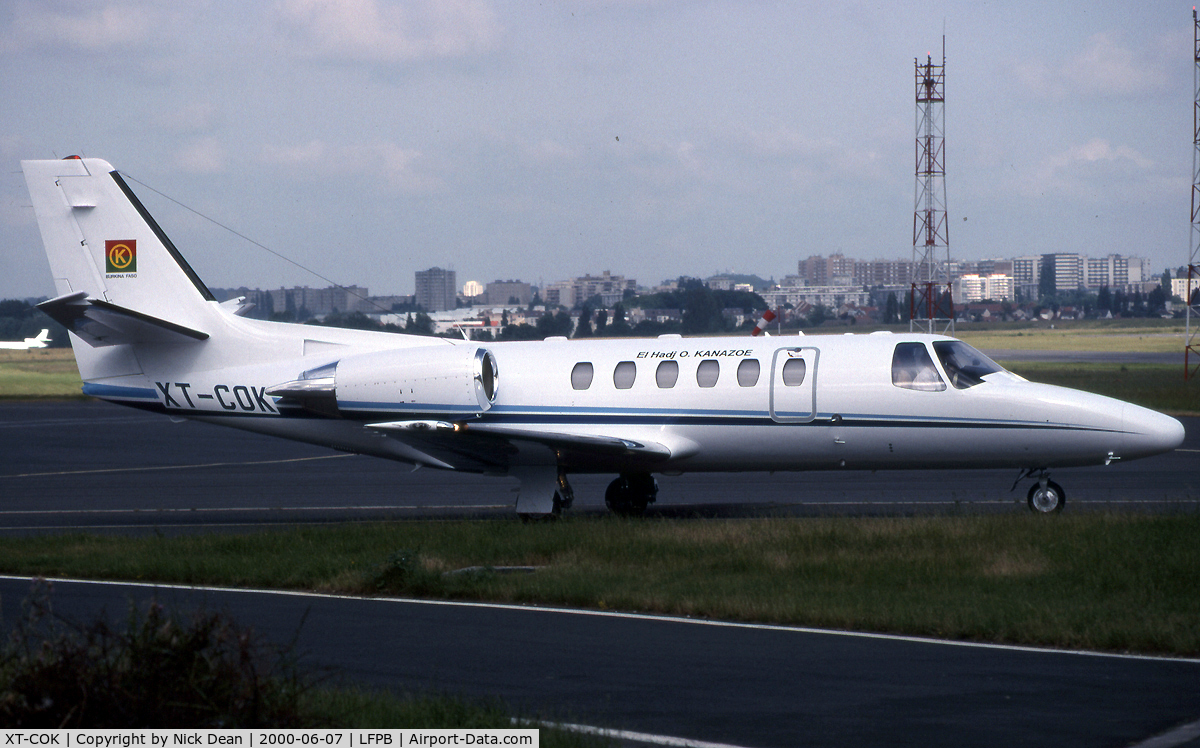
364, 419, 673, 471
37, 291, 208, 347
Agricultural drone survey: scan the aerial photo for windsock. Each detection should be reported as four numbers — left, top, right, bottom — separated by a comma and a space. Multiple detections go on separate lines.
751, 309, 777, 336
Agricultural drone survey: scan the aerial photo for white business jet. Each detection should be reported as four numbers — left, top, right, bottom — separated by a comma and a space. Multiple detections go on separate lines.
22, 157, 1185, 516
0, 329, 51, 350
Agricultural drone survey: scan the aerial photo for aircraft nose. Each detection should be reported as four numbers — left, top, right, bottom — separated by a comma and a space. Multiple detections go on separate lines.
1123, 406, 1186, 460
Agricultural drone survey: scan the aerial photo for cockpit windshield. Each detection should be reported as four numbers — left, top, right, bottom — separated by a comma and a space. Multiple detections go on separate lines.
932, 340, 1004, 389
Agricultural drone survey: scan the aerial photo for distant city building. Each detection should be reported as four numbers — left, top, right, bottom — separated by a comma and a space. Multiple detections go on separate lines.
797, 254, 912, 288
485, 279, 532, 307
1085, 254, 1145, 290
571, 271, 636, 307
415, 267, 456, 312
763, 284, 871, 310
544, 271, 636, 308
953, 274, 1014, 303
543, 280, 576, 309
462, 280, 484, 298
1172, 276, 1199, 302
265, 285, 370, 317
1040, 254, 1085, 294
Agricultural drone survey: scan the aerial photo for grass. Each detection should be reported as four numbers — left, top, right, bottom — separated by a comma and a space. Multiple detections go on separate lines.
0, 349, 83, 399
1, 514, 1197, 656
1003, 362, 1200, 414
957, 325, 1187, 353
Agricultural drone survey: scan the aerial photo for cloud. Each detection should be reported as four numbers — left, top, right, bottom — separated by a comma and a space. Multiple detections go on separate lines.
259, 139, 437, 192
273, 0, 501, 63
736, 125, 885, 187
1013, 33, 1170, 100
261, 140, 327, 167
1024, 137, 1154, 199
175, 137, 227, 174
0, 0, 163, 55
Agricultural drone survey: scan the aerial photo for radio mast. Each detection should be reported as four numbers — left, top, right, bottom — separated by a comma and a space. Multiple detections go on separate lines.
911, 39, 954, 334
1188, 9, 1200, 378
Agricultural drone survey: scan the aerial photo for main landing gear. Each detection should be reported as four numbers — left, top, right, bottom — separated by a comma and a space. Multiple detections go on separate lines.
1014, 469, 1065, 514
605, 473, 658, 517
514, 468, 574, 521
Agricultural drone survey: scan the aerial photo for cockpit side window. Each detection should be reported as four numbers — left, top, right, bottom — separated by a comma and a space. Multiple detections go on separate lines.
932, 341, 1003, 390
891, 342, 946, 392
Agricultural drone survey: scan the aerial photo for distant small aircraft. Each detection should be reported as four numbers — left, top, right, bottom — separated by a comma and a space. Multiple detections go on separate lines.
0, 329, 51, 350
21, 157, 1186, 516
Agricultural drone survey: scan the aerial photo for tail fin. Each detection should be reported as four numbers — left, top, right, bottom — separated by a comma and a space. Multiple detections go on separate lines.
22, 157, 216, 337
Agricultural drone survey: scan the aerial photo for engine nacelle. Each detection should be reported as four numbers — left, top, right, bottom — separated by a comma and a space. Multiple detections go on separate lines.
334, 345, 498, 416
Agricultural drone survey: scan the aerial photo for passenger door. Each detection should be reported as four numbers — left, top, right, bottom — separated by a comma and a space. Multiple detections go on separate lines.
769, 347, 819, 423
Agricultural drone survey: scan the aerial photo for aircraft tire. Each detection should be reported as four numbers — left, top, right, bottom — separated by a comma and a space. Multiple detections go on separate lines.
1027, 480, 1065, 514
605, 473, 657, 517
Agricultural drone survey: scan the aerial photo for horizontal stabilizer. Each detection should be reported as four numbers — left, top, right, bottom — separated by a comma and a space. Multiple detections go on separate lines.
37, 291, 209, 347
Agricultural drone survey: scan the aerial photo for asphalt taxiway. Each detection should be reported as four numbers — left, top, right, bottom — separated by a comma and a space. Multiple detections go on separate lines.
0, 575, 1197, 748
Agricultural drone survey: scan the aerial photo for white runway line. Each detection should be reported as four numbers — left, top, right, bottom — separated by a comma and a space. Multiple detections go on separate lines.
0, 452, 355, 478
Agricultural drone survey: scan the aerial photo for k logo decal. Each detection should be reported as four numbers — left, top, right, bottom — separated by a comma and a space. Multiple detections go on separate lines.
105, 240, 137, 274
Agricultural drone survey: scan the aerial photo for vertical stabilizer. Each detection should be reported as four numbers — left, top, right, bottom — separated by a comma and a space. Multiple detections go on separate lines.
23, 157, 219, 383
22, 157, 215, 332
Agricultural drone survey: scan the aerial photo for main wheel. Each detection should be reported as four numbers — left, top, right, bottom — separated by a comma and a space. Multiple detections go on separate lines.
1027, 480, 1065, 514
605, 473, 657, 516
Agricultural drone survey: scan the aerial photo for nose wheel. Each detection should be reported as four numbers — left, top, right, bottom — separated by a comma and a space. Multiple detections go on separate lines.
1021, 472, 1065, 514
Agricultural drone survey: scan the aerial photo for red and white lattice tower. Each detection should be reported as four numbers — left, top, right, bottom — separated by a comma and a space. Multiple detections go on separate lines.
1188, 9, 1200, 379
911, 42, 954, 334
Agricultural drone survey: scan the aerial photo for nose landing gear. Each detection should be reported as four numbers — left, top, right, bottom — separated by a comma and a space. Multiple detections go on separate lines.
1014, 469, 1066, 514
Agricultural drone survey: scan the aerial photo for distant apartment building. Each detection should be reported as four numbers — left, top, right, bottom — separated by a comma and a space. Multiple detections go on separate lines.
485, 280, 532, 307
1085, 254, 1145, 290
953, 274, 1014, 303
544, 271, 636, 308
797, 254, 912, 287
1172, 276, 1199, 302
415, 267, 457, 312
543, 281, 576, 309
266, 285, 370, 317
1039, 253, 1085, 294
763, 284, 871, 310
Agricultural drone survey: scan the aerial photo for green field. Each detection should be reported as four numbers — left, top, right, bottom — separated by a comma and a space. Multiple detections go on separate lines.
1, 515, 1197, 656
0, 349, 85, 398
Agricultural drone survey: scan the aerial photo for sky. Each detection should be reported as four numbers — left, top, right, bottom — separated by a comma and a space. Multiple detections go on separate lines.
0, 1, 1193, 299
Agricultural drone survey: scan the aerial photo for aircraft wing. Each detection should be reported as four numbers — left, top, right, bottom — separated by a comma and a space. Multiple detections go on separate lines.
365, 419, 673, 472
37, 291, 209, 347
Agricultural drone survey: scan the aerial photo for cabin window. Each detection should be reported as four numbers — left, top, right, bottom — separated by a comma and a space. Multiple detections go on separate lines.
781, 357, 806, 387
932, 341, 1003, 390
696, 359, 720, 388
613, 361, 637, 389
891, 343, 946, 392
737, 358, 760, 387
656, 360, 679, 388
571, 362, 594, 390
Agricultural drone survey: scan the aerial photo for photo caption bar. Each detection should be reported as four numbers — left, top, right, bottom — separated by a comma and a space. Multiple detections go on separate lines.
3, 731, 537, 748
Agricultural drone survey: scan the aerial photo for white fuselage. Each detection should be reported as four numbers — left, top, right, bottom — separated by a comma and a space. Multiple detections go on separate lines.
84, 315, 1184, 477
